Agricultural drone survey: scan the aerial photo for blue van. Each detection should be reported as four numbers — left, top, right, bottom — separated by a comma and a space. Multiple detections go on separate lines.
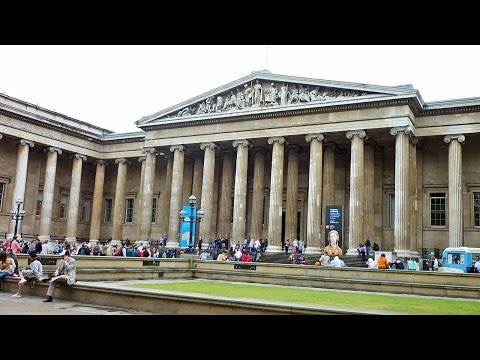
440, 247, 480, 273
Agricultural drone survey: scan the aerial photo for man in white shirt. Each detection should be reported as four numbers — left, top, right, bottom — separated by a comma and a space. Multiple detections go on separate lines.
474, 258, 480, 273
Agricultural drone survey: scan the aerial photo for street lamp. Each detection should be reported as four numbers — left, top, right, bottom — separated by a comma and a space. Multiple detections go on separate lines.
10, 199, 26, 238
179, 194, 204, 249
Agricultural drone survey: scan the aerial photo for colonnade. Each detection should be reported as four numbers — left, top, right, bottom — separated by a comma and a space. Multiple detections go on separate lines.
6, 129, 466, 254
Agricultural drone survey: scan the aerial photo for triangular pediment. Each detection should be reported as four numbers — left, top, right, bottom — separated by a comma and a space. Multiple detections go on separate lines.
136, 71, 418, 128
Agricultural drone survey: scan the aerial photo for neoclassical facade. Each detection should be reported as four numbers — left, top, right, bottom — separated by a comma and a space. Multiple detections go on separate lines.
1, 70, 479, 257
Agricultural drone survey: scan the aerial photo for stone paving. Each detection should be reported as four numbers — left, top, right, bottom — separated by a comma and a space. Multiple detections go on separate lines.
0, 286, 154, 315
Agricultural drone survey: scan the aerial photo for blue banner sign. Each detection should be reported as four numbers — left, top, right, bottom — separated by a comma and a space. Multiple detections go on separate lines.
180, 205, 197, 248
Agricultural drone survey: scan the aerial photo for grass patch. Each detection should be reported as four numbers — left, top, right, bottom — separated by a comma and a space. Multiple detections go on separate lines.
128, 280, 480, 314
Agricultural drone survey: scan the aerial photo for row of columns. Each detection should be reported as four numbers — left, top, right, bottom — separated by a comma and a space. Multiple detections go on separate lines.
7, 129, 466, 254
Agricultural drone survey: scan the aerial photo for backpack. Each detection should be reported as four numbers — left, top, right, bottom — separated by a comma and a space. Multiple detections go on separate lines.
93, 244, 100, 255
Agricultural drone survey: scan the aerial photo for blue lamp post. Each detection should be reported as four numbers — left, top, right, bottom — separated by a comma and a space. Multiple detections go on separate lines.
179, 195, 204, 248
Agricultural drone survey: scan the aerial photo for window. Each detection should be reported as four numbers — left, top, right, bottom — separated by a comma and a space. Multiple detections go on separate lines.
430, 192, 446, 226
36, 190, 43, 216
388, 193, 395, 228
125, 198, 134, 223
0, 181, 6, 213
81, 197, 92, 222
151, 197, 157, 223
104, 199, 112, 223
474, 192, 480, 227
59, 193, 69, 219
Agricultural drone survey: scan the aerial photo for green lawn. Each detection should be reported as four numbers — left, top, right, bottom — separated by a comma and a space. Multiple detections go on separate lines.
128, 280, 480, 314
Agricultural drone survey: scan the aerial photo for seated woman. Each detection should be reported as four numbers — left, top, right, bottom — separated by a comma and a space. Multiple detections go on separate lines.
0, 250, 16, 280
356, 244, 366, 260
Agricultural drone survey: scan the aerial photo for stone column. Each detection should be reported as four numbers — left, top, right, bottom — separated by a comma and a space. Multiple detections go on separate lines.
139, 148, 157, 242
192, 155, 203, 208
285, 145, 300, 244
409, 138, 418, 253
346, 130, 366, 254
322, 144, 335, 236
89, 160, 106, 243
305, 134, 324, 254
65, 154, 87, 244
217, 152, 234, 238
445, 134, 465, 248
231, 140, 250, 245
111, 158, 130, 243
166, 145, 186, 248
266, 136, 286, 253
9, 139, 34, 238
251, 149, 266, 240
390, 127, 410, 255
162, 155, 173, 235
363, 143, 375, 243
135, 156, 147, 234
39, 146, 62, 247
199, 142, 218, 243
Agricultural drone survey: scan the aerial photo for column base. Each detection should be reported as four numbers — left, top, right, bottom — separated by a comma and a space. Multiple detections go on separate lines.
264, 245, 283, 253
346, 248, 359, 256
64, 237, 77, 245
394, 250, 421, 259
165, 241, 180, 249
37, 235, 50, 242
47, 239, 56, 254
304, 247, 322, 255
110, 240, 122, 247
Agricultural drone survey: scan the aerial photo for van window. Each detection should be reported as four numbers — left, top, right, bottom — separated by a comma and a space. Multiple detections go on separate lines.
447, 253, 464, 264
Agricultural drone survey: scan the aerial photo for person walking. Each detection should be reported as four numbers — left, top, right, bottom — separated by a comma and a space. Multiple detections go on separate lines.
284, 239, 290, 254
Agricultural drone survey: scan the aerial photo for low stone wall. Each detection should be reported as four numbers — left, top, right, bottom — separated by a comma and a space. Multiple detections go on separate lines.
12, 254, 480, 299
0, 278, 364, 315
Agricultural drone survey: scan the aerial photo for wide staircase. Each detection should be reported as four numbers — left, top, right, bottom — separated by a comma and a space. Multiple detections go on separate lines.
259, 251, 368, 268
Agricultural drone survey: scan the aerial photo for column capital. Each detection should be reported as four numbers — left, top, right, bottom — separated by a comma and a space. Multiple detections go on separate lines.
287, 144, 303, 154
95, 159, 107, 166
142, 147, 158, 155
170, 145, 186, 153
232, 139, 251, 148
267, 136, 288, 145
389, 126, 410, 136
251, 146, 266, 154
324, 142, 337, 152
46, 146, 62, 154
18, 139, 34, 147
305, 133, 325, 143
71, 153, 87, 162
346, 130, 367, 140
138, 156, 147, 163
444, 134, 465, 144
200, 142, 219, 151
115, 158, 131, 166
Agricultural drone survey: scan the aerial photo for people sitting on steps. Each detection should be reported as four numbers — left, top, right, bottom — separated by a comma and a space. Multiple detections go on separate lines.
43, 249, 76, 303
12, 251, 43, 298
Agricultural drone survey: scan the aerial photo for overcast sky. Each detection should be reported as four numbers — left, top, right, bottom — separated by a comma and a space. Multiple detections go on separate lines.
1, 45, 479, 133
